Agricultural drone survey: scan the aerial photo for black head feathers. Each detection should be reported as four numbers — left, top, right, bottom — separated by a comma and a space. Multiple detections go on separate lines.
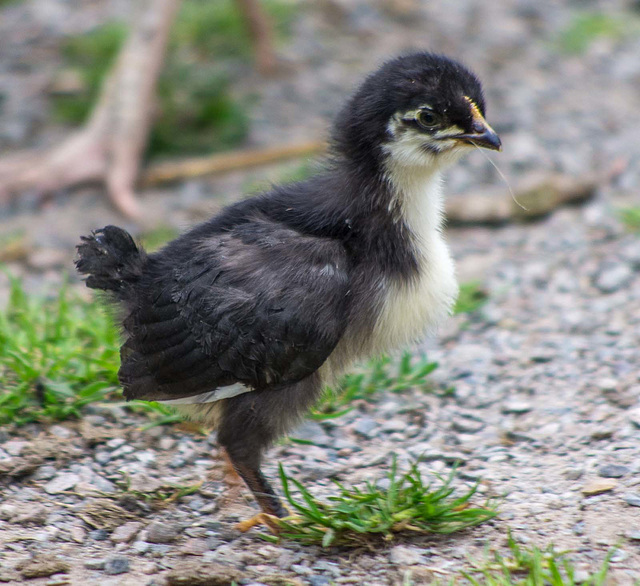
332, 52, 486, 165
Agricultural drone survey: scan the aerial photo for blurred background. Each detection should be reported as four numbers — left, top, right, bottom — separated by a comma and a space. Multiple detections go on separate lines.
0, 0, 639, 296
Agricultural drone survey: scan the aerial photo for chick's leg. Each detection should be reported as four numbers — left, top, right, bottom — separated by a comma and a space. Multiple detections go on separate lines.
217, 375, 322, 530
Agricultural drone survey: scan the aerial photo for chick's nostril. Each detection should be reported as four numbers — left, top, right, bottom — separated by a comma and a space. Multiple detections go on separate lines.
471, 120, 485, 134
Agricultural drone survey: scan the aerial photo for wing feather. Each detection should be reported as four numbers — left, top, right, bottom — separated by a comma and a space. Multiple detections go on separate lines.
120, 218, 349, 402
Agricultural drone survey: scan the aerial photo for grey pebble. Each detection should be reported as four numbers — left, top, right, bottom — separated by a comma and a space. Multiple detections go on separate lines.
89, 529, 109, 541
3, 440, 27, 456
451, 416, 485, 434
145, 521, 180, 544
132, 541, 150, 554
168, 456, 187, 469
33, 465, 57, 481
309, 577, 332, 586
594, 263, 633, 293
389, 545, 425, 565
564, 468, 584, 481
293, 420, 332, 446
44, 473, 80, 495
352, 416, 378, 438
501, 400, 532, 414
110, 521, 142, 544
627, 531, 640, 541
291, 563, 313, 576
103, 556, 130, 575
84, 558, 106, 570
624, 493, 640, 507
598, 464, 629, 478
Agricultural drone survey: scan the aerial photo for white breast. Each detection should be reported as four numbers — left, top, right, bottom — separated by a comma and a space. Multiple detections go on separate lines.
370, 166, 459, 355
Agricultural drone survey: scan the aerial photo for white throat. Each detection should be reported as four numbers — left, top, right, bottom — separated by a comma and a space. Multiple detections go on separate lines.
368, 152, 459, 355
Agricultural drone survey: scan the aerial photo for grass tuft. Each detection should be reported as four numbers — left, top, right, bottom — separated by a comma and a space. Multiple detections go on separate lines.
617, 206, 640, 232
454, 531, 613, 585
454, 282, 489, 315
276, 458, 497, 547
558, 12, 631, 54
311, 352, 439, 420
0, 276, 120, 425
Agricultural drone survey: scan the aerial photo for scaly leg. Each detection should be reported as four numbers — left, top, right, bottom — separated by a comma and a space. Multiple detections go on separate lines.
217, 375, 322, 532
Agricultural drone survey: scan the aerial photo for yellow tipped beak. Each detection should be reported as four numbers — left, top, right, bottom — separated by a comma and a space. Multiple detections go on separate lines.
459, 96, 502, 151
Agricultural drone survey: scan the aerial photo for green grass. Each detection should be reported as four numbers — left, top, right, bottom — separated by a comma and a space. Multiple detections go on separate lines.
139, 225, 179, 252
274, 458, 497, 547
558, 11, 631, 54
173, 0, 297, 61
454, 282, 489, 315
618, 206, 640, 232
53, 23, 126, 124
0, 275, 183, 427
449, 531, 613, 586
311, 352, 439, 420
0, 276, 120, 425
51, 0, 298, 158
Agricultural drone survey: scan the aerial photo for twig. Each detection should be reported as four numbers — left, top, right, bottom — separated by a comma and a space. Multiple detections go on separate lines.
141, 140, 326, 186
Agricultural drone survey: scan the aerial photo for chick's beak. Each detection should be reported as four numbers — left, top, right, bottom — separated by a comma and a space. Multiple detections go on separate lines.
457, 125, 502, 151
457, 96, 502, 151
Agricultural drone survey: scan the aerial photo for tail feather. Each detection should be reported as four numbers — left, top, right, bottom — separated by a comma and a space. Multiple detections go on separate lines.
75, 225, 147, 299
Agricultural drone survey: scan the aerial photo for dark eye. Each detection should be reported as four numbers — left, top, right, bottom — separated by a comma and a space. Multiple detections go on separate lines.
416, 108, 439, 129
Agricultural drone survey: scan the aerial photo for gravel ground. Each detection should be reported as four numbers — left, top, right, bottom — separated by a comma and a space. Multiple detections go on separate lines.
1, 0, 640, 584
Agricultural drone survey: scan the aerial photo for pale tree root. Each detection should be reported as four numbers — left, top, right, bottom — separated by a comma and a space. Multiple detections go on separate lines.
0, 0, 180, 220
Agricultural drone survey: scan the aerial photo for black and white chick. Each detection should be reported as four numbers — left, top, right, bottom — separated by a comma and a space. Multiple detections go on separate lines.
76, 52, 501, 525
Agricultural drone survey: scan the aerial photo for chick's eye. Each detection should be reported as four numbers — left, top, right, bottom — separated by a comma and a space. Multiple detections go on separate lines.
416, 108, 439, 129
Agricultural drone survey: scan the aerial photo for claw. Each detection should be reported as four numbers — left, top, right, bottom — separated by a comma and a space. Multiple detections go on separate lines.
236, 512, 282, 534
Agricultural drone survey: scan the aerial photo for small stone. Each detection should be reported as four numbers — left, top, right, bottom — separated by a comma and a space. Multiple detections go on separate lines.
106, 438, 126, 449
352, 416, 378, 438
4, 440, 27, 456
104, 556, 130, 575
389, 545, 425, 566
12, 504, 48, 526
564, 468, 584, 481
598, 464, 629, 479
291, 564, 313, 576
89, 529, 110, 541
309, 577, 332, 586
627, 531, 640, 541
180, 538, 208, 556
501, 400, 532, 414
16, 556, 70, 579
628, 407, 640, 428
624, 493, 640, 507
0, 504, 17, 520
594, 264, 633, 293
84, 559, 106, 570
292, 421, 332, 446
169, 456, 188, 469
451, 416, 485, 434
111, 521, 143, 543
158, 437, 176, 450
610, 549, 628, 563
146, 521, 180, 544
49, 425, 73, 439
165, 560, 246, 586
70, 526, 86, 543
582, 479, 617, 496
44, 473, 80, 494
33, 465, 58, 481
